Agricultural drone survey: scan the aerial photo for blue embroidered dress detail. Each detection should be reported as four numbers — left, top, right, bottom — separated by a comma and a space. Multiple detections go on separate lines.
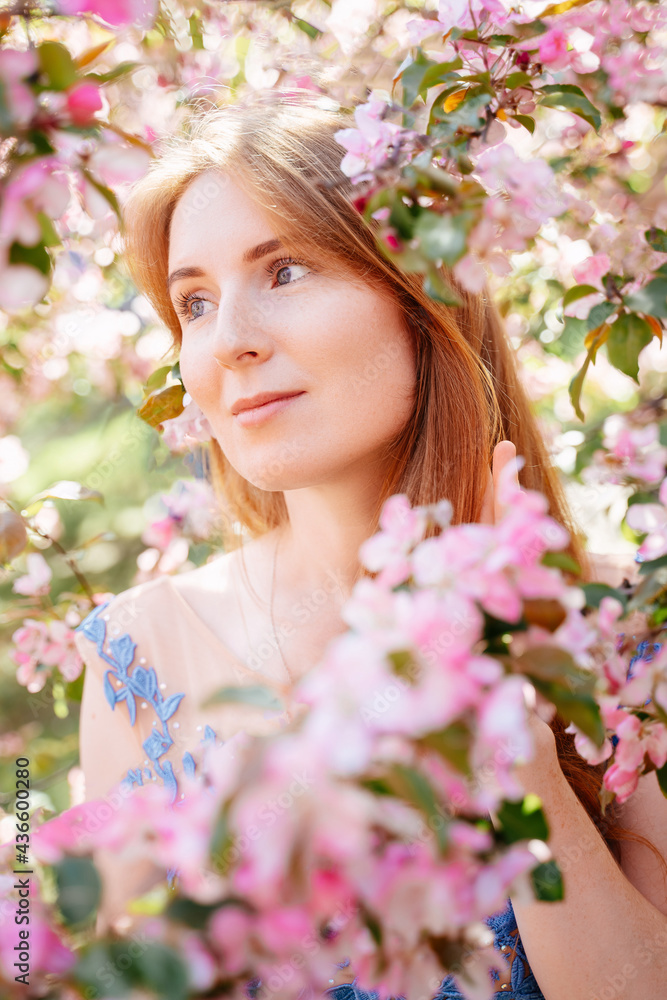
75, 600, 217, 805
324, 897, 543, 1000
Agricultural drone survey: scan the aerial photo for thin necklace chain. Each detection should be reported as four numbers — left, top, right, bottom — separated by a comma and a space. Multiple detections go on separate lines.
270, 531, 294, 687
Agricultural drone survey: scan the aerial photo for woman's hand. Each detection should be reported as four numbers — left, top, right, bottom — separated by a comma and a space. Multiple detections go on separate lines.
479, 439, 521, 526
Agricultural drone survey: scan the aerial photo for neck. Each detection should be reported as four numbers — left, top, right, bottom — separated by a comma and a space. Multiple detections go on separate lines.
279, 459, 387, 598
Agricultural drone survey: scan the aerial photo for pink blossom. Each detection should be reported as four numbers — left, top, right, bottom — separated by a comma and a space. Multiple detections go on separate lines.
0, 49, 38, 127
454, 253, 488, 293
334, 98, 406, 182
625, 494, 667, 563
565, 722, 613, 766
0, 264, 49, 310
536, 28, 571, 70
11, 616, 83, 689
142, 515, 178, 551
66, 82, 103, 126
572, 252, 611, 288
603, 761, 639, 802
602, 415, 667, 485
13, 551, 52, 596
0, 159, 70, 249
88, 141, 151, 187
161, 399, 213, 452
359, 493, 426, 586
56, 0, 157, 28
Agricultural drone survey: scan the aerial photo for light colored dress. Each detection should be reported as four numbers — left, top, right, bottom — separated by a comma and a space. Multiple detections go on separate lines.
82, 571, 660, 999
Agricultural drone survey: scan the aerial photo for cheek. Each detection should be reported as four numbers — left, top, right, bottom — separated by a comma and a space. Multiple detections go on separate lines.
179, 339, 218, 406
323, 296, 416, 428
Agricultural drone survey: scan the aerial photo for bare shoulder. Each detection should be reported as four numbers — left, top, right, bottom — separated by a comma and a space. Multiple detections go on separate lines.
586, 550, 639, 587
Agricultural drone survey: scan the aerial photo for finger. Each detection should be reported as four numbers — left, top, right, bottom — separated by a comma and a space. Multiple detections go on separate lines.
479, 465, 495, 524
492, 440, 519, 523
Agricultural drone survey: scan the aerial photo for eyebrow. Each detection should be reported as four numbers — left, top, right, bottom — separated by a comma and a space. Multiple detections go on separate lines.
167, 238, 284, 293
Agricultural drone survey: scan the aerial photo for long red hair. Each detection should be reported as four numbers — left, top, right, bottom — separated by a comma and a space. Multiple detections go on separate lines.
121, 90, 661, 871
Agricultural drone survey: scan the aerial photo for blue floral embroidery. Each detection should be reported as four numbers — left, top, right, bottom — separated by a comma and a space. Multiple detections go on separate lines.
323, 899, 544, 1000
610, 637, 663, 750
76, 600, 218, 804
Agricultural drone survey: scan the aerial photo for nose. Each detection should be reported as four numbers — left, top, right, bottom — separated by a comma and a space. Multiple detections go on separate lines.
211, 293, 274, 371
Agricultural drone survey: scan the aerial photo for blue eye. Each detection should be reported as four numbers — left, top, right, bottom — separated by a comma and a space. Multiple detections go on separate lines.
267, 257, 311, 286
174, 292, 215, 323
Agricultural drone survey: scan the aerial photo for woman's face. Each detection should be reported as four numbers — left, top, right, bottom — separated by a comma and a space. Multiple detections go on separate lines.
168, 169, 416, 492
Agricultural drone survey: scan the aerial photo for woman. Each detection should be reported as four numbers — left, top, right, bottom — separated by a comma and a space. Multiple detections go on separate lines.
74, 93, 667, 999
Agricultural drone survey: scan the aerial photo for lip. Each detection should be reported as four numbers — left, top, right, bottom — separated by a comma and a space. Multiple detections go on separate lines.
231, 390, 305, 427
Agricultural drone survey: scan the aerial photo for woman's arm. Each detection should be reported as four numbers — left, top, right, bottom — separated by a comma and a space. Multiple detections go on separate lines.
78, 637, 168, 933
510, 716, 667, 1000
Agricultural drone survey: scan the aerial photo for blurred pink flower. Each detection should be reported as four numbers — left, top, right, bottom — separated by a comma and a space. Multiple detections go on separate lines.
66, 82, 103, 125
0, 49, 38, 127
602, 415, 667, 484
625, 477, 667, 561
572, 252, 611, 288
56, 0, 157, 28
161, 399, 213, 452
11, 614, 84, 692
13, 551, 52, 596
334, 98, 407, 182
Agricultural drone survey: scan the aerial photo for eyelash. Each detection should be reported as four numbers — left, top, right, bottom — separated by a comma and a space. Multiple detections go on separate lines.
174, 255, 310, 323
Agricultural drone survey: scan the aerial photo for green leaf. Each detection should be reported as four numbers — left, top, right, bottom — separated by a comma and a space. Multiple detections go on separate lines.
568, 321, 610, 421
513, 113, 535, 134
9, 241, 51, 276
505, 71, 532, 90
563, 283, 600, 307
385, 764, 449, 853
586, 300, 616, 331
624, 278, 667, 319
657, 762, 667, 798
531, 860, 564, 901
209, 804, 235, 875
405, 163, 459, 197
645, 227, 667, 253
293, 16, 321, 39
582, 581, 628, 609
54, 856, 101, 926
165, 898, 222, 928
541, 551, 581, 575
38, 41, 78, 91
414, 210, 471, 265
137, 383, 185, 428
388, 193, 419, 240
420, 721, 473, 775
85, 61, 138, 85
606, 312, 654, 382
133, 943, 190, 1000
539, 84, 601, 131
80, 166, 121, 220
399, 53, 438, 108
143, 365, 173, 395
639, 553, 667, 576
203, 684, 284, 712
497, 794, 549, 844
516, 645, 595, 692
421, 57, 464, 92
430, 90, 490, 142
528, 677, 605, 746
423, 266, 463, 306
24, 480, 103, 515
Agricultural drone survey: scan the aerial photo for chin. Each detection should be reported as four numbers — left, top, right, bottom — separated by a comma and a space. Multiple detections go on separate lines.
236, 449, 342, 493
